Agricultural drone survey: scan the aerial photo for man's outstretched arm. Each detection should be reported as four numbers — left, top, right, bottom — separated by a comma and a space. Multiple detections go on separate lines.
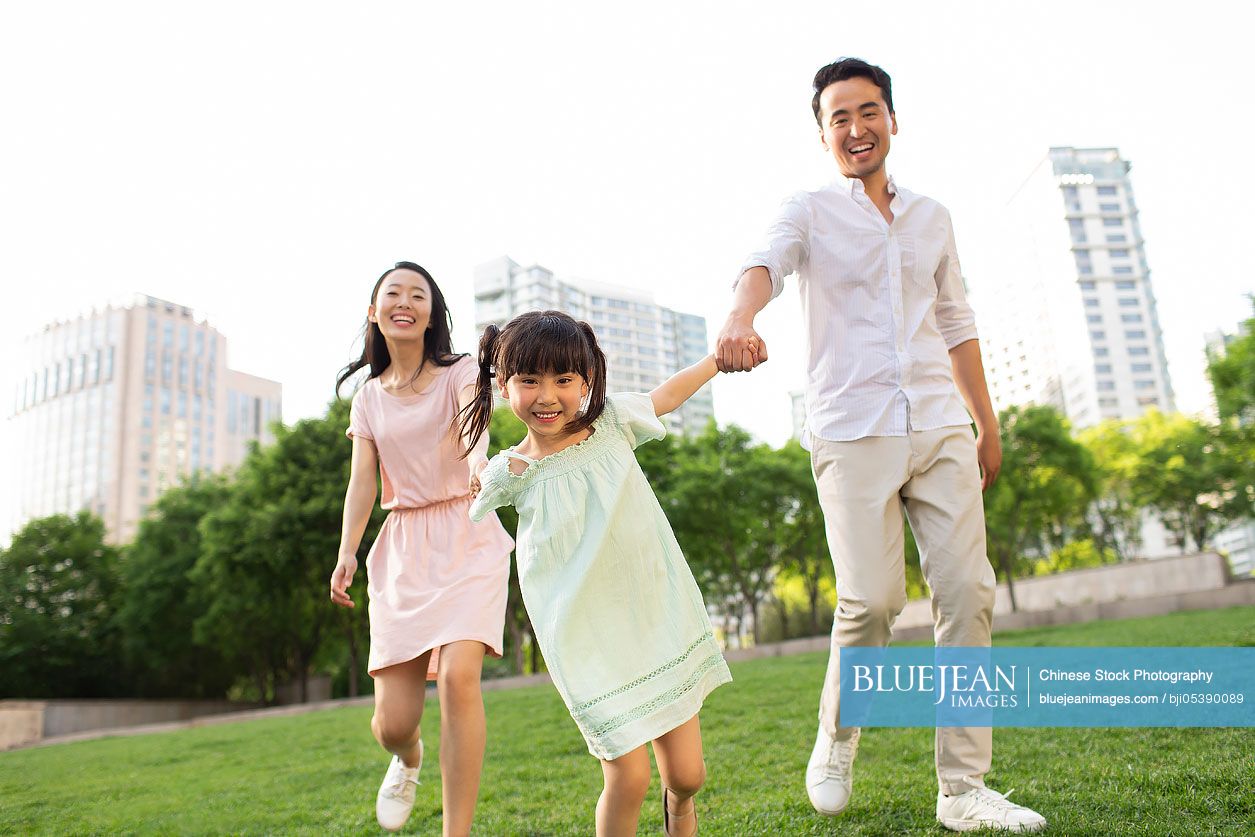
716, 266, 773, 372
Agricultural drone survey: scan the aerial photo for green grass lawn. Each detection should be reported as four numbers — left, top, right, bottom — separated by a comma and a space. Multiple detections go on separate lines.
2, 607, 1253, 835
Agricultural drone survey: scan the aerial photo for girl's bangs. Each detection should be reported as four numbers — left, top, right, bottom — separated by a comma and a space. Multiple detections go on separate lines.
501, 317, 593, 380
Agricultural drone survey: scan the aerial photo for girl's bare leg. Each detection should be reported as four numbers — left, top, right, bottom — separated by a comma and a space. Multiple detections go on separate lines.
652, 714, 706, 837
596, 745, 652, 837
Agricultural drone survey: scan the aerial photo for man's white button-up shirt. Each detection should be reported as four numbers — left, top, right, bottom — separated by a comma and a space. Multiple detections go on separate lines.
739, 176, 978, 447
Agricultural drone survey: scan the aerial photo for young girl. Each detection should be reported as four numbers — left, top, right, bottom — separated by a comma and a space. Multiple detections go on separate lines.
463, 310, 749, 837
330, 262, 514, 835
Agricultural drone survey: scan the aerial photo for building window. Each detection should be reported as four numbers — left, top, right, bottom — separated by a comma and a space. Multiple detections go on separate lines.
1119, 298, 1139, 307
1097, 380, 1116, 391
1131, 362, 1153, 373
1099, 203, 1121, 212
1137, 396, 1158, 406
163, 322, 173, 348
1111, 249, 1130, 258
1095, 364, 1112, 374
1084, 297, 1099, 307
1079, 280, 1096, 291
1087, 314, 1103, 324
1094, 347, 1110, 357
1099, 397, 1118, 407
1129, 346, 1149, 356
1103, 218, 1123, 227
1121, 313, 1143, 323
1126, 330, 1146, 339
1134, 380, 1156, 390
1107, 234, 1127, 243
1113, 266, 1134, 275
1091, 330, 1106, 341
1115, 280, 1136, 290
1097, 185, 1118, 196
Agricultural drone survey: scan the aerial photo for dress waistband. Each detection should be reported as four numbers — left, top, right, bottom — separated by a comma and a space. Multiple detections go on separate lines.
386, 494, 474, 513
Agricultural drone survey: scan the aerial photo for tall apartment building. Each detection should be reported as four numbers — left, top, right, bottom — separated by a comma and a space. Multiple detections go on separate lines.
11, 294, 282, 542
978, 147, 1174, 429
473, 257, 715, 436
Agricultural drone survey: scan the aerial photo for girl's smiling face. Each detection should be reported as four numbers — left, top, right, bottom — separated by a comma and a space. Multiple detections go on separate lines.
501, 369, 589, 439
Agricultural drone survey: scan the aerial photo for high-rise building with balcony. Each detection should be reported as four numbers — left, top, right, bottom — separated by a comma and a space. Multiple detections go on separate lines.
978, 147, 1174, 429
473, 257, 715, 436
10, 294, 282, 542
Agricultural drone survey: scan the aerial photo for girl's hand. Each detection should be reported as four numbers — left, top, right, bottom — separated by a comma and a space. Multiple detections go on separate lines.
468, 453, 489, 497
330, 555, 358, 608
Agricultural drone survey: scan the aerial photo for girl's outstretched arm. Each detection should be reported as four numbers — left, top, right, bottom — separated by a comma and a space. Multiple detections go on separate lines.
651, 349, 751, 417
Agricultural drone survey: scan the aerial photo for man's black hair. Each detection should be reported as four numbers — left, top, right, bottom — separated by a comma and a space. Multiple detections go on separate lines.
811, 58, 894, 125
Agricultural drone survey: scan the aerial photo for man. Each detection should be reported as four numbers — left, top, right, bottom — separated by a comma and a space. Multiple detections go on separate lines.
716, 58, 1046, 832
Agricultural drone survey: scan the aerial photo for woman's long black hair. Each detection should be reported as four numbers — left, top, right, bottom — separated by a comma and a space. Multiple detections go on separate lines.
457, 310, 608, 456
335, 261, 464, 396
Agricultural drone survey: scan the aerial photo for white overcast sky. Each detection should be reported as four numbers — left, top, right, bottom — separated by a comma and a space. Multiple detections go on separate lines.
2, 2, 1252, 531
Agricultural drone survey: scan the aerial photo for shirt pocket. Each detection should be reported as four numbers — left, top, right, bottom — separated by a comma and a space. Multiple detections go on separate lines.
901, 231, 947, 295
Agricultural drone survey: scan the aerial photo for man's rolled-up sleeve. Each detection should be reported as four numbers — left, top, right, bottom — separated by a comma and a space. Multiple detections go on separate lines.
735, 192, 811, 300
934, 210, 979, 349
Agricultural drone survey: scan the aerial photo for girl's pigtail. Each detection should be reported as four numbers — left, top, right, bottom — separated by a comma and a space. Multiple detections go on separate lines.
457, 325, 501, 458
572, 320, 608, 430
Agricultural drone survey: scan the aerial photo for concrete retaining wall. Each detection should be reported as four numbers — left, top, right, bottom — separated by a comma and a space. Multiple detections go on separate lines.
895, 552, 1231, 631
1, 699, 255, 751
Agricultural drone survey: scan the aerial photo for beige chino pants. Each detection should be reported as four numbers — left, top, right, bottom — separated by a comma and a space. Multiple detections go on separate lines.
810, 424, 996, 796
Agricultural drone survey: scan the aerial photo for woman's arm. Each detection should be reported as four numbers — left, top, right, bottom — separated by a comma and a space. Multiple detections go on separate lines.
458, 379, 490, 493
650, 354, 721, 418
330, 436, 379, 608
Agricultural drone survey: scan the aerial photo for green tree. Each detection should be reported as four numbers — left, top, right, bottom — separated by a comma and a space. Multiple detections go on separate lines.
666, 425, 780, 645
0, 512, 123, 698
769, 441, 832, 637
1077, 419, 1143, 561
984, 406, 1096, 611
117, 475, 237, 698
485, 405, 536, 676
1128, 411, 1254, 552
193, 401, 379, 704
1206, 300, 1255, 424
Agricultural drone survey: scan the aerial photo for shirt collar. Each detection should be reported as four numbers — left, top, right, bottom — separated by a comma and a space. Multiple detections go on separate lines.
837, 173, 898, 196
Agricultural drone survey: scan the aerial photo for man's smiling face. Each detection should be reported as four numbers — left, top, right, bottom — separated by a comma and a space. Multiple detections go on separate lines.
817, 76, 897, 180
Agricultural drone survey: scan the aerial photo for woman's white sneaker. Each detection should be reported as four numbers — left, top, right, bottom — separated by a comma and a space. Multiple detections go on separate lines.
376, 742, 423, 832
936, 785, 1046, 832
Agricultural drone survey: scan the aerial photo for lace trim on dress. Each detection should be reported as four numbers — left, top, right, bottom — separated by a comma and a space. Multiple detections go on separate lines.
582, 647, 726, 745
571, 630, 715, 718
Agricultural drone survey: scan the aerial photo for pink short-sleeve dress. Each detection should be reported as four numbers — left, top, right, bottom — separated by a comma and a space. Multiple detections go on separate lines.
346, 355, 514, 679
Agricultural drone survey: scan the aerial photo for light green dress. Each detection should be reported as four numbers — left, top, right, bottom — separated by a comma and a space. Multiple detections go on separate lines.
470, 392, 731, 760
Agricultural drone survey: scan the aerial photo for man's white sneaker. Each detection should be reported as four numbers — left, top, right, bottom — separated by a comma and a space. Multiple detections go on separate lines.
376, 743, 423, 832
936, 785, 1046, 832
805, 726, 860, 815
